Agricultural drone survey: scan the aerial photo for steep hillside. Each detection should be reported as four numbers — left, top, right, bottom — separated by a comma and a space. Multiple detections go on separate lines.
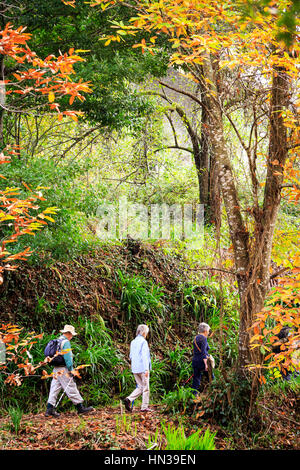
0, 240, 187, 335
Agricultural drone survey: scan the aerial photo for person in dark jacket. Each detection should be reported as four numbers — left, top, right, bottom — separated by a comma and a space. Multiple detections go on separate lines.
272, 326, 293, 381
191, 322, 211, 394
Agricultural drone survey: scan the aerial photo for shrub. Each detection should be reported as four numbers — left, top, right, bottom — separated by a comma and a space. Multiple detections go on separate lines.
163, 425, 216, 450
116, 270, 167, 336
166, 344, 193, 386
8, 406, 23, 435
149, 423, 216, 450
162, 387, 195, 414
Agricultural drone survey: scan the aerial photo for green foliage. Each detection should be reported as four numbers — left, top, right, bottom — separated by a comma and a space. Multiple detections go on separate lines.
197, 371, 254, 429
145, 345, 192, 399
180, 275, 239, 326
115, 413, 139, 437
15, 0, 168, 130
2, 154, 103, 261
180, 281, 220, 324
153, 423, 216, 450
162, 387, 195, 415
149, 357, 172, 396
8, 406, 23, 435
116, 270, 167, 334
166, 345, 193, 385
164, 425, 216, 450
263, 372, 300, 397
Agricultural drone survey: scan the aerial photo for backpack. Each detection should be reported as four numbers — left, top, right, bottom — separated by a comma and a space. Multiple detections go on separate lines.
44, 338, 66, 366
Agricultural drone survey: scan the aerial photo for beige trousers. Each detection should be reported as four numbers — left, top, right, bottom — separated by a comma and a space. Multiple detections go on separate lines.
48, 367, 83, 406
127, 372, 150, 410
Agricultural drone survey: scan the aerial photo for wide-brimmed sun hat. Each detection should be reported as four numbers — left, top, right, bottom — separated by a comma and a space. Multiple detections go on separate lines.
60, 325, 77, 336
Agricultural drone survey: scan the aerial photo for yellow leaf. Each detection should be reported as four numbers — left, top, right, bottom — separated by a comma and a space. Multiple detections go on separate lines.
48, 92, 55, 103
43, 215, 55, 222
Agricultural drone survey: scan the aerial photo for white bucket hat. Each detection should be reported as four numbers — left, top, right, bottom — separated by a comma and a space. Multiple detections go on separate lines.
60, 325, 77, 336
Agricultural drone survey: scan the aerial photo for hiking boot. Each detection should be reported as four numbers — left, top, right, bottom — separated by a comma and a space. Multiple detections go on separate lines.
45, 403, 60, 418
123, 398, 132, 412
76, 403, 93, 415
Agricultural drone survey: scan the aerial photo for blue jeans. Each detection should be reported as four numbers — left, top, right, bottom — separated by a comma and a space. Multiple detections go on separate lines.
192, 365, 209, 394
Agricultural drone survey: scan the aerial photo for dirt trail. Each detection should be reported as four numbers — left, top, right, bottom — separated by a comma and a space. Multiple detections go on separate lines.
0, 405, 170, 450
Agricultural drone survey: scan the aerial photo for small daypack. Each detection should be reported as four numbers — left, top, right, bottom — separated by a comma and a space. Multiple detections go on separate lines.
44, 338, 66, 366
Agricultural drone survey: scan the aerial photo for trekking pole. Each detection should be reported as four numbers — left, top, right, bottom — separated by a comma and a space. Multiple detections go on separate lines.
183, 374, 193, 386
55, 375, 73, 409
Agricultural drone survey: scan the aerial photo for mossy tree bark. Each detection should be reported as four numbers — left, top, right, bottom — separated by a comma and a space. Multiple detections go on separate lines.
201, 55, 289, 386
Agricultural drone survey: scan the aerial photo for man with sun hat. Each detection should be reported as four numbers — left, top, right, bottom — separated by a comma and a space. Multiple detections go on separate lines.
45, 324, 93, 417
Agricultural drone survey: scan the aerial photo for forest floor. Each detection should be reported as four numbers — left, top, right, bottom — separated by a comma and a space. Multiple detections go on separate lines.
0, 404, 226, 451
0, 390, 299, 451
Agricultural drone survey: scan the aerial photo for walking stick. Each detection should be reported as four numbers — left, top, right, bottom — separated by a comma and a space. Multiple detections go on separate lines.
183, 374, 193, 385
55, 375, 74, 409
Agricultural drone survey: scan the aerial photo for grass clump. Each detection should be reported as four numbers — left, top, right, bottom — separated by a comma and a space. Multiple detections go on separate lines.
8, 406, 23, 435
148, 423, 216, 450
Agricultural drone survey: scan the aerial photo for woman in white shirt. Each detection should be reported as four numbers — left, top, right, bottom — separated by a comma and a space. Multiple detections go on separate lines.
123, 324, 152, 413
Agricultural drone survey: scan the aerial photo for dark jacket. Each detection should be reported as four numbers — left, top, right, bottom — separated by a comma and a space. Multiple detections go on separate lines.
272, 327, 291, 354
192, 334, 209, 370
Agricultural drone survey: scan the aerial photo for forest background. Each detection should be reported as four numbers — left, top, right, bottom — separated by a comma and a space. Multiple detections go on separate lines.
0, 0, 299, 451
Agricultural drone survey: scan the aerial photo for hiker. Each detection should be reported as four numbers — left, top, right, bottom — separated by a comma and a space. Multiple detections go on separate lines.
45, 325, 93, 418
123, 324, 152, 413
191, 322, 212, 394
273, 326, 299, 381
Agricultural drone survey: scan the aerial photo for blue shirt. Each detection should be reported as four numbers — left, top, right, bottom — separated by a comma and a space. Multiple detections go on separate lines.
59, 335, 73, 371
192, 334, 209, 370
129, 335, 151, 374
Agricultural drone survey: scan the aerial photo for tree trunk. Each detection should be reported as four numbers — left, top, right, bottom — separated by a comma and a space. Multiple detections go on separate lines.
201, 55, 250, 271
200, 54, 289, 380
198, 101, 209, 206
154, 81, 221, 226
208, 153, 221, 229
198, 93, 221, 226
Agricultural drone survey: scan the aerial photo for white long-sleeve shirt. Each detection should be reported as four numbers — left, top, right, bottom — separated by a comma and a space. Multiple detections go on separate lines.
129, 334, 151, 373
